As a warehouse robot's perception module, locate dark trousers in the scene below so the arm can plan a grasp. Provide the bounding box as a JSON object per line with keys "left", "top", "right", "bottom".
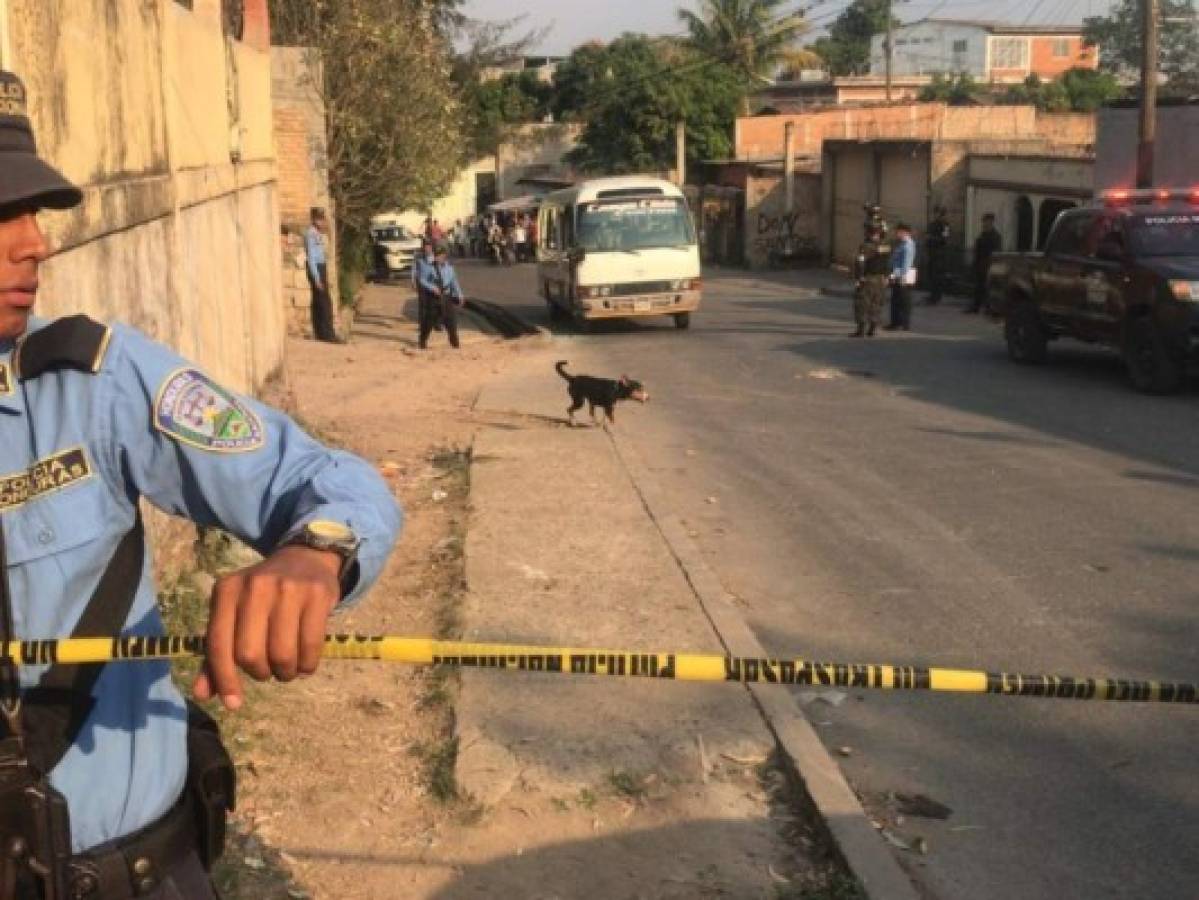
{"left": 308, "top": 263, "right": 338, "bottom": 342}
{"left": 926, "top": 251, "right": 946, "bottom": 304}
{"left": 418, "top": 290, "right": 460, "bottom": 349}
{"left": 971, "top": 265, "right": 989, "bottom": 312}
{"left": 889, "top": 281, "right": 912, "bottom": 328}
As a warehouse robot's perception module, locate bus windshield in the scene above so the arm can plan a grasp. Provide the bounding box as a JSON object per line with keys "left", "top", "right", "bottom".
{"left": 576, "top": 197, "right": 695, "bottom": 252}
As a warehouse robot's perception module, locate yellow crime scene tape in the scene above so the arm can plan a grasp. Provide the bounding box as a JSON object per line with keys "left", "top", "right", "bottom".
{"left": 4, "top": 634, "right": 1196, "bottom": 705}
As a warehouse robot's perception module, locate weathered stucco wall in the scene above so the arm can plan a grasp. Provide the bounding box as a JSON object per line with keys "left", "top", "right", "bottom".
{"left": 744, "top": 173, "right": 822, "bottom": 268}
{"left": 735, "top": 104, "right": 1095, "bottom": 162}
{"left": 3, "top": 0, "right": 284, "bottom": 394}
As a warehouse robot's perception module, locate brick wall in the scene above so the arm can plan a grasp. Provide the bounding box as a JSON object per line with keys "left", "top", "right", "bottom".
{"left": 271, "top": 47, "right": 340, "bottom": 337}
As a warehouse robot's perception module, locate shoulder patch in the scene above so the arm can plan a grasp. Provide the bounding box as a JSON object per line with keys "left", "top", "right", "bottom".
{"left": 15, "top": 315, "right": 112, "bottom": 381}
{"left": 154, "top": 368, "right": 265, "bottom": 453}
{"left": 0, "top": 361, "right": 11, "bottom": 396}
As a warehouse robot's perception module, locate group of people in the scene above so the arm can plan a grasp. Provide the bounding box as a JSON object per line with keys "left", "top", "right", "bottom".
{"left": 851, "top": 205, "right": 1003, "bottom": 337}
{"left": 430, "top": 212, "right": 538, "bottom": 265}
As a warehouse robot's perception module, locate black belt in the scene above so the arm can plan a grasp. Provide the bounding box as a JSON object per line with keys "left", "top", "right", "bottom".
{"left": 66, "top": 793, "right": 197, "bottom": 900}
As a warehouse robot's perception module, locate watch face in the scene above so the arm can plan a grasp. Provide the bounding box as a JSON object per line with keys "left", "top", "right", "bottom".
{"left": 308, "top": 520, "right": 354, "bottom": 543}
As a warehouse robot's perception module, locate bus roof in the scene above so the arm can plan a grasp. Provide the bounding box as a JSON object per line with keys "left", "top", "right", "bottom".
{"left": 542, "top": 176, "right": 685, "bottom": 206}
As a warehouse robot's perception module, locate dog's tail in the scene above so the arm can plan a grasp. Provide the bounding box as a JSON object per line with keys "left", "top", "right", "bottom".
{"left": 555, "top": 360, "right": 572, "bottom": 382}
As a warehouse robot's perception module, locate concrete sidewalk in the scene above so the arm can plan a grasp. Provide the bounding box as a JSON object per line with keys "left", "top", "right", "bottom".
{"left": 455, "top": 345, "right": 923, "bottom": 900}
{"left": 453, "top": 348, "right": 808, "bottom": 896}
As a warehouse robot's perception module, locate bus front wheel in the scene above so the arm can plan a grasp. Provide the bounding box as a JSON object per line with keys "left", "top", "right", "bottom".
{"left": 673, "top": 312, "right": 691, "bottom": 330}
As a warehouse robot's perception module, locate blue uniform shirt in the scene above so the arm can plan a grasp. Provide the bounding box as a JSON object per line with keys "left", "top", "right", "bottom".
{"left": 418, "top": 260, "right": 463, "bottom": 300}
{"left": 304, "top": 225, "right": 326, "bottom": 282}
{"left": 890, "top": 235, "right": 916, "bottom": 280}
{"left": 0, "top": 318, "right": 403, "bottom": 851}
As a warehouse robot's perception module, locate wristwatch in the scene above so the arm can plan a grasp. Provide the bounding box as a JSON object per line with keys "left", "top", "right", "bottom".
{"left": 284, "top": 520, "right": 361, "bottom": 592}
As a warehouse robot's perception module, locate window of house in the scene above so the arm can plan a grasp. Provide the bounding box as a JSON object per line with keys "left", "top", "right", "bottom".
{"left": 1052, "top": 38, "right": 1071, "bottom": 58}
{"left": 991, "top": 37, "right": 1029, "bottom": 69}
{"left": 952, "top": 39, "right": 968, "bottom": 53}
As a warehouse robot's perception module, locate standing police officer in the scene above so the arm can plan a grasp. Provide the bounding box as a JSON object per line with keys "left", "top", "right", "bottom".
{"left": 0, "top": 70, "right": 403, "bottom": 898}
{"left": 924, "top": 205, "right": 950, "bottom": 306}
{"left": 851, "top": 223, "right": 891, "bottom": 338}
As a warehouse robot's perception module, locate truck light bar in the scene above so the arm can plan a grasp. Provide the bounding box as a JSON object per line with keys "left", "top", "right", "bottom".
{"left": 1101, "top": 188, "right": 1199, "bottom": 207}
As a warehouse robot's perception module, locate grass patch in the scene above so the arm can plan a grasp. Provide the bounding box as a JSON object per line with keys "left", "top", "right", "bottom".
{"left": 416, "top": 737, "right": 460, "bottom": 803}
{"left": 607, "top": 770, "right": 648, "bottom": 800}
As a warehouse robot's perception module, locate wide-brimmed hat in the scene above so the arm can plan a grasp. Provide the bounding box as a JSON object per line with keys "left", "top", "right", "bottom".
{"left": 0, "top": 70, "right": 82, "bottom": 211}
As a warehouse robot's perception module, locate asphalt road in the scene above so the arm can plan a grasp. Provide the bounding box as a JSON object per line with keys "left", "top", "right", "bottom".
{"left": 462, "top": 258, "right": 1199, "bottom": 900}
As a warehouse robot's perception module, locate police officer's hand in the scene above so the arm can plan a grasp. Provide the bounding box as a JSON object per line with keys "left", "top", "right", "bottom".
{"left": 194, "top": 546, "right": 342, "bottom": 710}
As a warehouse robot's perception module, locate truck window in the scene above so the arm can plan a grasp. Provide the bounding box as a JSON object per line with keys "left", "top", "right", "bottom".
{"left": 1083, "top": 215, "right": 1122, "bottom": 258}
{"left": 562, "top": 205, "right": 575, "bottom": 249}
{"left": 1129, "top": 213, "right": 1199, "bottom": 257}
{"left": 543, "top": 207, "right": 559, "bottom": 250}
{"left": 1045, "top": 213, "right": 1092, "bottom": 257}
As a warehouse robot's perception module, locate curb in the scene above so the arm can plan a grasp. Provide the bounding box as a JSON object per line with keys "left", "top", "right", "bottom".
{"left": 606, "top": 429, "right": 922, "bottom": 900}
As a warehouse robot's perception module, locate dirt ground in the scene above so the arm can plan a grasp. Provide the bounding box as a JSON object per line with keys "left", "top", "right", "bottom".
{"left": 202, "top": 281, "right": 841, "bottom": 900}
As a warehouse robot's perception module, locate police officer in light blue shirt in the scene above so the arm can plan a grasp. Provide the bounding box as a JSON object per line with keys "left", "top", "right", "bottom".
{"left": 0, "top": 69, "right": 402, "bottom": 898}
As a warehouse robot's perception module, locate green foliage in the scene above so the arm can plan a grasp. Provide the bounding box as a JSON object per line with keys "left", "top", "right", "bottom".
{"left": 269, "top": 0, "right": 466, "bottom": 294}
{"left": 918, "top": 72, "right": 984, "bottom": 106}
{"left": 1058, "top": 67, "right": 1125, "bottom": 111}
{"left": 461, "top": 70, "right": 555, "bottom": 157}
{"left": 1084, "top": 0, "right": 1199, "bottom": 96}
{"left": 559, "top": 35, "right": 745, "bottom": 175}
{"left": 807, "top": 0, "right": 894, "bottom": 76}
{"left": 678, "top": 0, "right": 810, "bottom": 80}
{"left": 996, "top": 69, "right": 1124, "bottom": 112}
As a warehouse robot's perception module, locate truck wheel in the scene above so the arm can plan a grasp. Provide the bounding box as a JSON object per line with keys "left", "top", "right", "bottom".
{"left": 1125, "top": 318, "right": 1184, "bottom": 394}
{"left": 545, "top": 286, "right": 565, "bottom": 322}
{"left": 1005, "top": 302, "right": 1048, "bottom": 364}
{"left": 673, "top": 312, "right": 691, "bottom": 330}
{"left": 573, "top": 313, "right": 592, "bottom": 334}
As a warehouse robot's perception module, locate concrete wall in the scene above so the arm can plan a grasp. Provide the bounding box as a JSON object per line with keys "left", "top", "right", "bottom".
{"left": 744, "top": 172, "right": 822, "bottom": 268}
{"left": 496, "top": 123, "right": 582, "bottom": 200}
{"left": 2, "top": 0, "right": 284, "bottom": 394}
{"left": 272, "top": 46, "right": 340, "bottom": 337}
{"left": 735, "top": 104, "right": 1094, "bottom": 163}
{"left": 1095, "top": 104, "right": 1199, "bottom": 192}
{"left": 381, "top": 156, "right": 498, "bottom": 234}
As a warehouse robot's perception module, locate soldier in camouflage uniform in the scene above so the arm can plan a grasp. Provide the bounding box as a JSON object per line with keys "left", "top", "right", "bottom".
{"left": 852, "top": 222, "right": 891, "bottom": 338}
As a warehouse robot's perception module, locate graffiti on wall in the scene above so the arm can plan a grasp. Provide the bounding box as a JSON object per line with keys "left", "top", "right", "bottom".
{"left": 753, "top": 210, "right": 820, "bottom": 265}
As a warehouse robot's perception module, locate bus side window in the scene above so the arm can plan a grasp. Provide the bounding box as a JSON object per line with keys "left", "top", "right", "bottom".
{"left": 562, "top": 205, "right": 575, "bottom": 249}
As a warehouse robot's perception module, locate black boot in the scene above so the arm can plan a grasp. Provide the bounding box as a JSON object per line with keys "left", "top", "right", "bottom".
{"left": 849, "top": 325, "right": 865, "bottom": 338}
{"left": 866, "top": 323, "right": 877, "bottom": 337}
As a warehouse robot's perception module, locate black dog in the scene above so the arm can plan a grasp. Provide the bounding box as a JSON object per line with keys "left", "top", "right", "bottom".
{"left": 555, "top": 361, "right": 648, "bottom": 427}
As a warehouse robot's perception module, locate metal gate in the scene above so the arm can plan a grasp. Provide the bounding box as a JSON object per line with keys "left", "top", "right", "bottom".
{"left": 832, "top": 147, "right": 871, "bottom": 265}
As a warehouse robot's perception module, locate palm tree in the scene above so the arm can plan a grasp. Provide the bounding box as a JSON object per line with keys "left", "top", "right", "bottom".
{"left": 678, "top": 0, "right": 810, "bottom": 83}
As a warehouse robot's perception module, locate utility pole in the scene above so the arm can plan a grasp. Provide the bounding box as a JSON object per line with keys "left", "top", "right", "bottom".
{"left": 675, "top": 121, "right": 686, "bottom": 187}
{"left": 884, "top": 0, "right": 894, "bottom": 102}
{"left": 784, "top": 122, "right": 795, "bottom": 217}
{"left": 1137, "top": 0, "right": 1158, "bottom": 188}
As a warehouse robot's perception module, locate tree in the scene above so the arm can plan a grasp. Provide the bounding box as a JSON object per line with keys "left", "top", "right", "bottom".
{"left": 918, "top": 73, "right": 984, "bottom": 106}
{"left": 1058, "top": 68, "right": 1125, "bottom": 111}
{"left": 561, "top": 35, "right": 745, "bottom": 174}
{"left": 270, "top": 0, "right": 465, "bottom": 299}
{"left": 678, "top": 0, "right": 810, "bottom": 81}
{"left": 1083, "top": 0, "right": 1199, "bottom": 96}
{"left": 807, "top": 0, "right": 894, "bottom": 76}
{"left": 461, "top": 71, "right": 555, "bottom": 158}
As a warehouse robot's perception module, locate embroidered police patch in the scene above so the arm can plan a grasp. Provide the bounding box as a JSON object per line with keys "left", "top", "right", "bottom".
{"left": 0, "top": 362, "right": 11, "bottom": 396}
{"left": 0, "top": 447, "right": 93, "bottom": 511}
{"left": 154, "top": 368, "right": 265, "bottom": 453}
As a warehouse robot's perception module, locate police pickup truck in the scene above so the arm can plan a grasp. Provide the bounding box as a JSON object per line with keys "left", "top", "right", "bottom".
{"left": 988, "top": 189, "right": 1199, "bottom": 393}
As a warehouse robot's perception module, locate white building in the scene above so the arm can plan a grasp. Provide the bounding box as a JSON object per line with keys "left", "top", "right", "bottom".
{"left": 870, "top": 19, "right": 1098, "bottom": 83}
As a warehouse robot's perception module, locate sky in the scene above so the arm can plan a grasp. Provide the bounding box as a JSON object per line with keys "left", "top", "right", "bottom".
{"left": 461, "top": 0, "right": 1121, "bottom": 57}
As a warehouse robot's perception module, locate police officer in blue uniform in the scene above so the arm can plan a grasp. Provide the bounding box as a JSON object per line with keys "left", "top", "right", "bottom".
{"left": 0, "top": 70, "right": 403, "bottom": 898}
